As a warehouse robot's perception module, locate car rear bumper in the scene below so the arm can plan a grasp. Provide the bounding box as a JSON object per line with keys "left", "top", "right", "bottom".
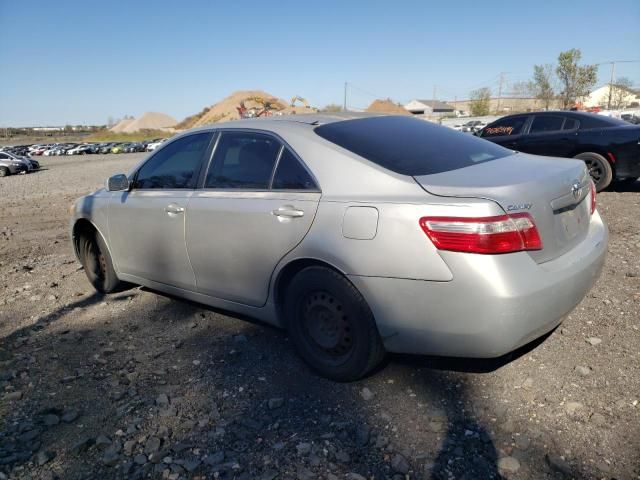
{"left": 349, "top": 211, "right": 608, "bottom": 358}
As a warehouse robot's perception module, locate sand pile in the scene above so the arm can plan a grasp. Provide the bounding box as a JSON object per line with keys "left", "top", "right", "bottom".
{"left": 109, "top": 117, "right": 135, "bottom": 133}
{"left": 177, "top": 90, "right": 315, "bottom": 130}
{"left": 366, "top": 99, "right": 411, "bottom": 115}
{"left": 120, "top": 112, "right": 177, "bottom": 133}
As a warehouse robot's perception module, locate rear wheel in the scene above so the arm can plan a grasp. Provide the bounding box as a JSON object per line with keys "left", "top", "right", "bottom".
{"left": 284, "top": 266, "right": 385, "bottom": 381}
{"left": 0, "top": 167, "right": 9, "bottom": 177}
{"left": 78, "top": 230, "right": 121, "bottom": 293}
{"left": 574, "top": 152, "right": 613, "bottom": 192}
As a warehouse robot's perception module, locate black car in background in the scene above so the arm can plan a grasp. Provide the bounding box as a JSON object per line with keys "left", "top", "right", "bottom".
{"left": 479, "top": 111, "right": 640, "bottom": 190}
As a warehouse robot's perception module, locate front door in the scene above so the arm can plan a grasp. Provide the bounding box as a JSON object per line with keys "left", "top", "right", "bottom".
{"left": 479, "top": 115, "right": 530, "bottom": 150}
{"left": 186, "top": 131, "right": 321, "bottom": 306}
{"left": 108, "top": 132, "right": 213, "bottom": 290}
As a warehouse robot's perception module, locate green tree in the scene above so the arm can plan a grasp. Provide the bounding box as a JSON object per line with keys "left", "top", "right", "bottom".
{"left": 469, "top": 87, "right": 491, "bottom": 116}
{"left": 610, "top": 76, "right": 634, "bottom": 109}
{"left": 556, "top": 49, "right": 597, "bottom": 108}
{"left": 511, "top": 81, "right": 533, "bottom": 98}
{"left": 531, "top": 64, "right": 556, "bottom": 109}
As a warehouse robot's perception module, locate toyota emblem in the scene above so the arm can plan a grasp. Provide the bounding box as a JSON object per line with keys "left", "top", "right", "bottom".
{"left": 571, "top": 181, "right": 581, "bottom": 200}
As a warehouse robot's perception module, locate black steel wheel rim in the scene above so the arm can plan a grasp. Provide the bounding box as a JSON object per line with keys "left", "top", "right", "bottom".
{"left": 300, "top": 291, "right": 353, "bottom": 360}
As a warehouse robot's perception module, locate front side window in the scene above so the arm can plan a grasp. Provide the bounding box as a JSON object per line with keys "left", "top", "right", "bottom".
{"left": 205, "top": 132, "right": 281, "bottom": 189}
{"left": 481, "top": 116, "right": 528, "bottom": 137}
{"left": 134, "top": 133, "right": 212, "bottom": 189}
{"left": 529, "top": 115, "right": 565, "bottom": 134}
{"left": 272, "top": 148, "right": 317, "bottom": 190}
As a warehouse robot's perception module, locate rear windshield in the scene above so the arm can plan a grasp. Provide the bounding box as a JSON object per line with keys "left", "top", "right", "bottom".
{"left": 576, "top": 113, "right": 628, "bottom": 129}
{"left": 315, "top": 116, "right": 512, "bottom": 176}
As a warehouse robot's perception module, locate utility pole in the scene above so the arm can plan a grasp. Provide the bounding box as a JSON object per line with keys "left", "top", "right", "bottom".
{"left": 433, "top": 85, "right": 437, "bottom": 100}
{"left": 607, "top": 62, "right": 616, "bottom": 110}
{"left": 496, "top": 72, "right": 505, "bottom": 114}
{"left": 593, "top": 60, "right": 639, "bottom": 110}
{"left": 343, "top": 82, "right": 348, "bottom": 112}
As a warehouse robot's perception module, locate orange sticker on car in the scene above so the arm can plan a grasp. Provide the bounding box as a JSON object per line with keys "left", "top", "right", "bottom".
{"left": 485, "top": 126, "right": 514, "bottom": 136}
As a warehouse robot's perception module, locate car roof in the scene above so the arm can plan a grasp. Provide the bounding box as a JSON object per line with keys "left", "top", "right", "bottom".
{"left": 183, "top": 112, "right": 385, "bottom": 135}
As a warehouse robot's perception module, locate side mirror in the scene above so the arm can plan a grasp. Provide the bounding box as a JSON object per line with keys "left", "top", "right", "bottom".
{"left": 107, "top": 174, "right": 130, "bottom": 192}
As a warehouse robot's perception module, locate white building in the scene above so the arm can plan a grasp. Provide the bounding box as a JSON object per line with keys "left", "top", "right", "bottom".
{"left": 582, "top": 85, "right": 640, "bottom": 109}
{"left": 404, "top": 99, "right": 455, "bottom": 117}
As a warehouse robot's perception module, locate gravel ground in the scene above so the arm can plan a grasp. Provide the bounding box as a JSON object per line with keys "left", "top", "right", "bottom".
{"left": 1, "top": 154, "right": 639, "bottom": 480}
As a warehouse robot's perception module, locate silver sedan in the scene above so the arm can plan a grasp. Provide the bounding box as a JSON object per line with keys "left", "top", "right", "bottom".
{"left": 70, "top": 114, "right": 608, "bottom": 381}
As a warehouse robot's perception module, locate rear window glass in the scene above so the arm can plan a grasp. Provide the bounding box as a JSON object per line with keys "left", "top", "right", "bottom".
{"left": 314, "top": 116, "right": 512, "bottom": 176}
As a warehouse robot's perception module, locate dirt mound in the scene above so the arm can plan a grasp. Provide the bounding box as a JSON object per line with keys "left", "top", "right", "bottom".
{"left": 178, "top": 90, "right": 315, "bottom": 129}
{"left": 109, "top": 117, "right": 135, "bottom": 133}
{"left": 366, "top": 99, "right": 411, "bottom": 115}
{"left": 122, "top": 112, "right": 177, "bottom": 132}
{"left": 110, "top": 112, "right": 177, "bottom": 133}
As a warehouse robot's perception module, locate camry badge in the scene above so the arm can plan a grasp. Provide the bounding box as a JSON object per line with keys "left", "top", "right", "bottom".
{"left": 506, "top": 203, "right": 532, "bottom": 211}
{"left": 571, "top": 181, "right": 581, "bottom": 200}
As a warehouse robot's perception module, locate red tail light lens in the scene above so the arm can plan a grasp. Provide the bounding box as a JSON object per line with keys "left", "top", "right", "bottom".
{"left": 590, "top": 180, "right": 596, "bottom": 215}
{"left": 419, "top": 213, "right": 543, "bottom": 254}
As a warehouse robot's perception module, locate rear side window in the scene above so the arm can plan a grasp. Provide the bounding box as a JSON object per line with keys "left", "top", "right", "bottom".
{"left": 272, "top": 148, "right": 317, "bottom": 190}
{"left": 315, "top": 116, "right": 511, "bottom": 176}
{"left": 563, "top": 118, "right": 579, "bottom": 130}
{"left": 134, "top": 133, "right": 212, "bottom": 189}
{"left": 205, "top": 132, "right": 281, "bottom": 189}
{"left": 481, "top": 116, "right": 528, "bottom": 137}
{"left": 529, "top": 115, "right": 565, "bottom": 133}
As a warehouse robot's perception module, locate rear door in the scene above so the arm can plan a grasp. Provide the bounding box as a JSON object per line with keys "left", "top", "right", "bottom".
{"left": 186, "top": 130, "right": 321, "bottom": 306}
{"left": 479, "top": 115, "right": 530, "bottom": 150}
{"left": 517, "top": 114, "right": 578, "bottom": 157}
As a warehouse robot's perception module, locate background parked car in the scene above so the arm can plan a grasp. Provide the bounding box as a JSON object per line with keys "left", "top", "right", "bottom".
{"left": 478, "top": 111, "right": 640, "bottom": 191}
{"left": 621, "top": 113, "right": 640, "bottom": 125}
{"left": 461, "top": 120, "right": 486, "bottom": 133}
{"left": 67, "top": 144, "right": 91, "bottom": 155}
{"left": 110, "top": 143, "right": 128, "bottom": 154}
{"left": 146, "top": 138, "right": 167, "bottom": 151}
{"left": 99, "top": 143, "right": 116, "bottom": 154}
{"left": 0, "top": 152, "right": 31, "bottom": 176}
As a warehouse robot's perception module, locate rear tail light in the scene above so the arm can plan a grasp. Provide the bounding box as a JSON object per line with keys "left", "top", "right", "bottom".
{"left": 589, "top": 180, "right": 596, "bottom": 215}
{"left": 419, "top": 213, "right": 543, "bottom": 254}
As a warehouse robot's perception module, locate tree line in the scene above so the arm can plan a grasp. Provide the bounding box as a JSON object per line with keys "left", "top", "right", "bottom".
{"left": 470, "top": 49, "right": 634, "bottom": 116}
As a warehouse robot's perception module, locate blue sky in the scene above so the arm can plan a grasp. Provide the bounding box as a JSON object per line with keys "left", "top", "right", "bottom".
{"left": 1, "top": 0, "right": 639, "bottom": 126}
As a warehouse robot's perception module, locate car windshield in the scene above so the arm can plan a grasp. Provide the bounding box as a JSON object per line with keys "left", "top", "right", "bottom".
{"left": 315, "top": 116, "right": 512, "bottom": 176}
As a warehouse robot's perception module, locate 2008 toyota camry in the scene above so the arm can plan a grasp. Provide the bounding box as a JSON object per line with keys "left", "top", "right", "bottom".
{"left": 70, "top": 114, "right": 608, "bottom": 381}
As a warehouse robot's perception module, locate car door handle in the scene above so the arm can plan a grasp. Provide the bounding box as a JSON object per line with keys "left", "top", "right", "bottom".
{"left": 272, "top": 206, "right": 304, "bottom": 218}
{"left": 165, "top": 203, "right": 185, "bottom": 215}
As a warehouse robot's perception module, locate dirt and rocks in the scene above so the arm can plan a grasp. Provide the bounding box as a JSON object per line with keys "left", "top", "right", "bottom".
{"left": 0, "top": 154, "right": 639, "bottom": 480}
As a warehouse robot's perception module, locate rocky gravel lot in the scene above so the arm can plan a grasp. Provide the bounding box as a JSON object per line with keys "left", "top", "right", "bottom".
{"left": 0, "top": 154, "right": 639, "bottom": 480}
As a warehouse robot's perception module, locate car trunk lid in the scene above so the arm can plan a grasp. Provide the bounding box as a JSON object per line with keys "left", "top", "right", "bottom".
{"left": 414, "top": 153, "right": 592, "bottom": 263}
